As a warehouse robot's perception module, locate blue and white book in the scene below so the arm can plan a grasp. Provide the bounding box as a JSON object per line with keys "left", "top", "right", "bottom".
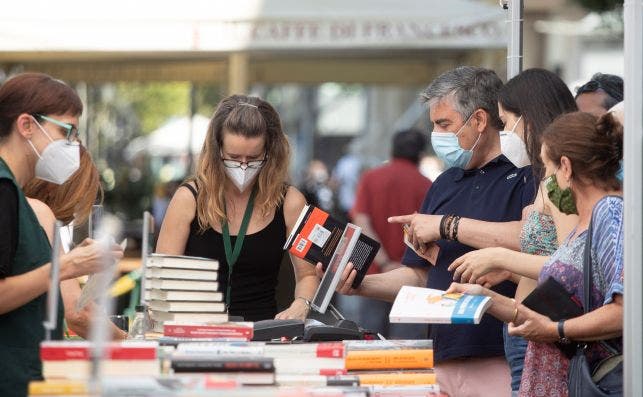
{"left": 389, "top": 285, "right": 492, "bottom": 324}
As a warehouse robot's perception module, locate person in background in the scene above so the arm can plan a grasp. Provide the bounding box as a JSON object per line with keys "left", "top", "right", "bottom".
{"left": 575, "top": 73, "right": 623, "bottom": 117}
{"left": 157, "top": 94, "right": 319, "bottom": 321}
{"left": 299, "top": 159, "right": 334, "bottom": 212}
{"left": 331, "top": 139, "right": 362, "bottom": 222}
{"left": 24, "top": 146, "right": 127, "bottom": 340}
{"left": 338, "top": 128, "right": 431, "bottom": 338}
{"left": 0, "top": 72, "right": 123, "bottom": 396}
{"left": 447, "top": 111, "right": 623, "bottom": 397}
{"left": 328, "top": 67, "right": 535, "bottom": 396}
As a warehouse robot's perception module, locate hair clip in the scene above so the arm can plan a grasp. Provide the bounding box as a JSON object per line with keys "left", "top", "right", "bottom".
{"left": 238, "top": 102, "right": 258, "bottom": 109}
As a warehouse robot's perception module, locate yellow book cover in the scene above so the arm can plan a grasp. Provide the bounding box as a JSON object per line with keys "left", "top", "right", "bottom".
{"left": 28, "top": 380, "right": 88, "bottom": 395}
{"left": 345, "top": 349, "right": 433, "bottom": 370}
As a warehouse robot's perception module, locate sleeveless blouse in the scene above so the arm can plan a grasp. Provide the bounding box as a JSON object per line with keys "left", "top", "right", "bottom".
{"left": 518, "top": 210, "right": 566, "bottom": 397}
{"left": 182, "top": 184, "right": 287, "bottom": 321}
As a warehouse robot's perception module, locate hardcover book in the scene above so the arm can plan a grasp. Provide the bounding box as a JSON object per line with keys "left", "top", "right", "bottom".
{"left": 148, "top": 300, "right": 225, "bottom": 313}
{"left": 521, "top": 276, "right": 583, "bottom": 321}
{"left": 146, "top": 267, "right": 218, "bottom": 281}
{"left": 163, "top": 322, "right": 253, "bottom": 339}
{"left": 284, "top": 204, "right": 380, "bottom": 288}
{"left": 389, "top": 285, "right": 491, "bottom": 324}
{"left": 147, "top": 278, "right": 219, "bottom": 291}
{"left": 146, "top": 289, "right": 223, "bottom": 302}
{"left": 147, "top": 253, "right": 219, "bottom": 271}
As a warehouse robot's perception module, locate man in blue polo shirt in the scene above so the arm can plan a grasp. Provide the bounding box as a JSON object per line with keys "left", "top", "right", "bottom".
{"left": 330, "top": 66, "right": 535, "bottom": 396}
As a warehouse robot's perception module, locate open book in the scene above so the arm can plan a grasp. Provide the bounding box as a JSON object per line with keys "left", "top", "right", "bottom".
{"left": 76, "top": 239, "right": 127, "bottom": 311}
{"left": 389, "top": 285, "right": 492, "bottom": 324}
{"left": 284, "top": 204, "right": 380, "bottom": 288}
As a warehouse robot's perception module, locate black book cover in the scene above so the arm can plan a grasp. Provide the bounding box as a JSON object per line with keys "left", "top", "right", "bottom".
{"left": 171, "top": 357, "right": 274, "bottom": 373}
{"left": 284, "top": 205, "right": 380, "bottom": 288}
{"left": 522, "top": 276, "right": 584, "bottom": 358}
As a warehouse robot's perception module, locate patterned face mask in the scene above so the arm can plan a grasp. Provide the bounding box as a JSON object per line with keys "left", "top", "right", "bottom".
{"left": 544, "top": 171, "right": 577, "bottom": 215}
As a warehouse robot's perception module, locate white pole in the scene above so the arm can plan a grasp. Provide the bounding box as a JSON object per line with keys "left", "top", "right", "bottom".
{"left": 623, "top": 1, "right": 643, "bottom": 396}
{"left": 505, "top": 0, "right": 523, "bottom": 80}
{"left": 43, "top": 221, "right": 62, "bottom": 341}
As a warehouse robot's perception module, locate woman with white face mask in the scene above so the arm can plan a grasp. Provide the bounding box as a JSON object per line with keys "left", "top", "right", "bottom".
{"left": 0, "top": 73, "right": 123, "bottom": 397}
{"left": 157, "top": 94, "right": 318, "bottom": 322}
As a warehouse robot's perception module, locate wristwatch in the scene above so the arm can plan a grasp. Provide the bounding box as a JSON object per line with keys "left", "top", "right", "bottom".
{"left": 558, "top": 320, "right": 571, "bottom": 344}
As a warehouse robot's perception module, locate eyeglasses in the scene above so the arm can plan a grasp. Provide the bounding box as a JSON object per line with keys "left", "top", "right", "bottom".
{"left": 221, "top": 157, "right": 267, "bottom": 169}
{"left": 576, "top": 80, "right": 602, "bottom": 96}
{"left": 35, "top": 114, "right": 80, "bottom": 143}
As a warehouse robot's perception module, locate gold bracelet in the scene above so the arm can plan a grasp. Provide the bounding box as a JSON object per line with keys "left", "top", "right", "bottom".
{"left": 296, "top": 296, "right": 311, "bottom": 309}
{"left": 511, "top": 307, "right": 518, "bottom": 324}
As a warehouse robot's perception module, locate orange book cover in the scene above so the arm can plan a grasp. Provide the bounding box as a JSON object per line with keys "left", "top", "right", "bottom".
{"left": 345, "top": 349, "right": 433, "bottom": 370}
{"left": 357, "top": 371, "right": 437, "bottom": 385}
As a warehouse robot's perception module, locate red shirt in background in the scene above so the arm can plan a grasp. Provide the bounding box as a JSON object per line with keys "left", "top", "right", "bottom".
{"left": 350, "top": 158, "right": 432, "bottom": 274}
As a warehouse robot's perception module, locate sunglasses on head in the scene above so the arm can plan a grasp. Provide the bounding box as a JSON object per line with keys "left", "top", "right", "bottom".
{"left": 576, "top": 80, "right": 602, "bottom": 96}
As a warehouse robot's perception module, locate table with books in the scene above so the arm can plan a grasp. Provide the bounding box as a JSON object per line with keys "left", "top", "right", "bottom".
{"left": 30, "top": 248, "right": 450, "bottom": 396}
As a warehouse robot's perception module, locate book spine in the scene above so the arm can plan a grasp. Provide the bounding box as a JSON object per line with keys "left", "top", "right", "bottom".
{"left": 345, "top": 349, "right": 434, "bottom": 370}
{"left": 41, "top": 347, "right": 157, "bottom": 360}
{"left": 356, "top": 372, "right": 437, "bottom": 385}
{"left": 164, "top": 324, "right": 253, "bottom": 339}
{"left": 28, "top": 381, "right": 88, "bottom": 395}
{"left": 171, "top": 359, "right": 274, "bottom": 373}
{"left": 175, "top": 345, "right": 264, "bottom": 356}
{"left": 316, "top": 342, "right": 345, "bottom": 358}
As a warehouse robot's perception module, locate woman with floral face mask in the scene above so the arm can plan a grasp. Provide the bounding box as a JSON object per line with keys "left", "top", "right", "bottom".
{"left": 0, "top": 73, "right": 123, "bottom": 397}
{"left": 157, "top": 94, "right": 318, "bottom": 322}
{"left": 447, "top": 111, "right": 623, "bottom": 396}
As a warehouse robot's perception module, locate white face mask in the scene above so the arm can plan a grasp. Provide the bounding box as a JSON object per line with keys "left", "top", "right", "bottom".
{"left": 27, "top": 119, "right": 80, "bottom": 185}
{"left": 225, "top": 165, "right": 262, "bottom": 192}
{"left": 499, "top": 115, "right": 530, "bottom": 168}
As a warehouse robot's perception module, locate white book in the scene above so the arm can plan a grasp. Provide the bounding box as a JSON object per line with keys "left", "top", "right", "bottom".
{"left": 147, "top": 253, "right": 219, "bottom": 271}
{"left": 146, "top": 267, "right": 218, "bottom": 281}
{"left": 148, "top": 300, "right": 225, "bottom": 313}
{"left": 150, "top": 311, "right": 229, "bottom": 324}
{"left": 146, "top": 289, "right": 223, "bottom": 302}
{"left": 147, "top": 278, "right": 218, "bottom": 291}
{"left": 389, "top": 285, "right": 492, "bottom": 324}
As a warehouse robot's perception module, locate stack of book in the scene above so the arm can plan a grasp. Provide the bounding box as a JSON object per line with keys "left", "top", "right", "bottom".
{"left": 344, "top": 339, "right": 436, "bottom": 386}
{"left": 174, "top": 341, "right": 346, "bottom": 377}
{"left": 144, "top": 254, "right": 227, "bottom": 325}
{"left": 40, "top": 340, "right": 160, "bottom": 380}
{"left": 168, "top": 339, "right": 436, "bottom": 387}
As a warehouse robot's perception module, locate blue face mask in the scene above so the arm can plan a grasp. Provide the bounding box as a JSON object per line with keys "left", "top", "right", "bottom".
{"left": 431, "top": 113, "right": 481, "bottom": 169}
{"left": 616, "top": 159, "right": 623, "bottom": 182}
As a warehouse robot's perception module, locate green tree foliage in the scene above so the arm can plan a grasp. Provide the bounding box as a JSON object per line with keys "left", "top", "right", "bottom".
{"left": 116, "top": 82, "right": 190, "bottom": 134}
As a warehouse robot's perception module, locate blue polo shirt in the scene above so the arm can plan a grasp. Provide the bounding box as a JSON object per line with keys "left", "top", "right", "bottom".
{"left": 402, "top": 155, "right": 535, "bottom": 363}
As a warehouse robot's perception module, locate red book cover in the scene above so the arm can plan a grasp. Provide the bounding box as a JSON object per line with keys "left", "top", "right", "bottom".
{"left": 164, "top": 323, "right": 253, "bottom": 340}
{"left": 315, "top": 342, "right": 345, "bottom": 358}
{"left": 319, "top": 368, "right": 348, "bottom": 376}
{"left": 40, "top": 342, "right": 157, "bottom": 361}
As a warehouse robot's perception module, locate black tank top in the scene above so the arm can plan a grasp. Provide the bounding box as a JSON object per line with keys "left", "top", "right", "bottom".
{"left": 181, "top": 184, "right": 287, "bottom": 321}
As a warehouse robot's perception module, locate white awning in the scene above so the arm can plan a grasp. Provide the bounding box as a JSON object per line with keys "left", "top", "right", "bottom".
{"left": 0, "top": 0, "right": 505, "bottom": 53}
{"left": 125, "top": 114, "right": 210, "bottom": 159}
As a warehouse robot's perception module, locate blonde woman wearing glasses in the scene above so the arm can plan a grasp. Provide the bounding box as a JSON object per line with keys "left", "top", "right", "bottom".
{"left": 157, "top": 94, "right": 318, "bottom": 322}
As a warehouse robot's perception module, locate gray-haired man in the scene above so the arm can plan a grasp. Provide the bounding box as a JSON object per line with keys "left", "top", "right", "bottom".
{"left": 330, "top": 66, "right": 535, "bottom": 396}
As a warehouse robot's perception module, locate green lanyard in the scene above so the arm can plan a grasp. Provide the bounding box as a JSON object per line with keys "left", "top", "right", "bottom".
{"left": 222, "top": 186, "right": 257, "bottom": 307}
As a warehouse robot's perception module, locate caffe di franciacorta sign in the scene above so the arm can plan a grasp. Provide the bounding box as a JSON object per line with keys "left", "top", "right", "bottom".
{"left": 193, "top": 18, "right": 506, "bottom": 50}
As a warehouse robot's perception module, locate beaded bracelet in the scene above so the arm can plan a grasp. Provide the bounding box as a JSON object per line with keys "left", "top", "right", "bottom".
{"left": 451, "top": 215, "right": 461, "bottom": 242}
